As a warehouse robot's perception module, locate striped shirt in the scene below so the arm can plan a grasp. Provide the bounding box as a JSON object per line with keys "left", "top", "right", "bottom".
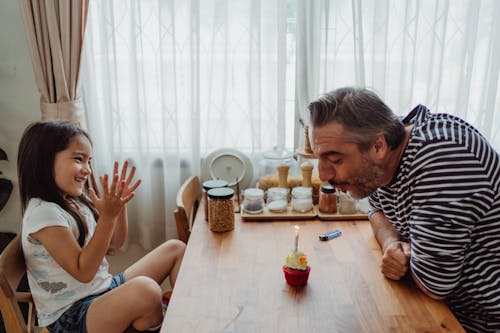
{"left": 369, "top": 105, "right": 500, "bottom": 333}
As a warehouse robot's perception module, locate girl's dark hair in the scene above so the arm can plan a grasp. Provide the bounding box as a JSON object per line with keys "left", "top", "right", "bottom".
{"left": 17, "top": 121, "right": 99, "bottom": 246}
{"left": 308, "top": 87, "right": 406, "bottom": 152}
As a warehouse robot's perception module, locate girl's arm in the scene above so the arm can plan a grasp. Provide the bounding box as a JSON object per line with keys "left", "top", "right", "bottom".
{"left": 109, "top": 161, "right": 141, "bottom": 249}
{"left": 32, "top": 173, "right": 134, "bottom": 283}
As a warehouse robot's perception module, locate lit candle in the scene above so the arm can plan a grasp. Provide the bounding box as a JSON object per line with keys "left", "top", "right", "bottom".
{"left": 294, "top": 225, "right": 299, "bottom": 252}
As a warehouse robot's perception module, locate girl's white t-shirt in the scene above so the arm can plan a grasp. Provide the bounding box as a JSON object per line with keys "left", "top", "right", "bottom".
{"left": 21, "top": 198, "right": 113, "bottom": 327}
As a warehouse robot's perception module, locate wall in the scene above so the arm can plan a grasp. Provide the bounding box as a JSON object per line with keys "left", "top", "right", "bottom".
{"left": 0, "top": 1, "right": 40, "bottom": 232}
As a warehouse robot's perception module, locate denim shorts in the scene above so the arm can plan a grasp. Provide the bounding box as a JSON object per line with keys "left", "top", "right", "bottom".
{"left": 47, "top": 273, "right": 125, "bottom": 333}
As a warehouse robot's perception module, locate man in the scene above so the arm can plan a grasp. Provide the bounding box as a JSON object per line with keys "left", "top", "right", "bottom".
{"left": 308, "top": 87, "right": 500, "bottom": 333}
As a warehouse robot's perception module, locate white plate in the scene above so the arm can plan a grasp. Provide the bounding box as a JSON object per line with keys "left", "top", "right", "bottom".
{"left": 201, "top": 148, "right": 253, "bottom": 188}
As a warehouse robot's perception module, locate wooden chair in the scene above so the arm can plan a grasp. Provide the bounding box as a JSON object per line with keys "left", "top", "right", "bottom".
{"left": 173, "top": 176, "right": 202, "bottom": 243}
{"left": 0, "top": 235, "right": 48, "bottom": 333}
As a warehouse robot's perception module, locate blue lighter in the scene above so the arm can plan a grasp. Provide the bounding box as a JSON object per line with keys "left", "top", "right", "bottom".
{"left": 319, "top": 230, "right": 342, "bottom": 241}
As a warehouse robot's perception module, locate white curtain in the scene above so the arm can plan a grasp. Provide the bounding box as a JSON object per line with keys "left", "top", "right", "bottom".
{"left": 82, "top": 0, "right": 291, "bottom": 249}
{"left": 298, "top": 0, "right": 500, "bottom": 149}
{"left": 82, "top": 0, "right": 500, "bottom": 249}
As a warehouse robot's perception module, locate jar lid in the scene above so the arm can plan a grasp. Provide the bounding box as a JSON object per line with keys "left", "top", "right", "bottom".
{"left": 202, "top": 179, "right": 229, "bottom": 191}
{"left": 267, "top": 187, "right": 289, "bottom": 196}
{"left": 262, "top": 146, "right": 294, "bottom": 160}
{"left": 292, "top": 186, "right": 312, "bottom": 197}
{"left": 320, "top": 184, "right": 336, "bottom": 194}
{"left": 244, "top": 188, "right": 264, "bottom": 200}
{"left": 207, "top": 187, "right": 234, "bottom": 199}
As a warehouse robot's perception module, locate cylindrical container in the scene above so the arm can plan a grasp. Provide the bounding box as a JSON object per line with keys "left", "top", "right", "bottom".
{"left": 207, "top": 187, "right": 235, "bottom": 232}
{"left": 318, "top": 184, "right": 337, "bottom": 213}
{"left": 300, "top": 161, "right": 314, "bottom": 188}
{"left": 276, "top": 163, "right": 290, "bottom": 188}
{"left": 202, "top": 179, "right": 229, "bottom": 221}
{"left": 291, "top": 186, "right": 313, "bottom": 212}
{"left": 266, "top": 187, "right": 288, "bottom": 212}
{"left": 242, "top": 188, "right": 265, "bottom": 214}
{"left": 338, "top": 191, "right": 357, "bottom": 214}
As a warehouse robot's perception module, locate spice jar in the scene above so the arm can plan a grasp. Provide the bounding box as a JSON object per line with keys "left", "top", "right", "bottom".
{"left": 202, "top": 179, "right": 229, "bottom": 221}
{"left": 242, "top": 188, "right": 265, "bottom": 214}
{"left": 318, "top": 184, "right": 337, "bottom": 213}
{"left": 207, "top": 187, "right": 235, "bottom": 232}
{"left": 338, "top": 191, "right": 357, "bottom": 214}
{"left": 266, "top": 187, "right": 288, "bottom": 212}
{"left": 291, "top": 186, "right": 313, "bottom": 212}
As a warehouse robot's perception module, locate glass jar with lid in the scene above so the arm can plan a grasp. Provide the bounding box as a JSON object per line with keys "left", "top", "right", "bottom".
{"left": 202, "top": 179, "right": 229, "bottom": 221}
{"left": 318, "top": 184, "right": 337, "bottom": 213}
{"left": 291, "top": 186, "right": 313, "bottom": 212}
{"left": 266, "top": 187, "right": 289, "bottom": 212}
{"left": 258, "top": 147, "right": 298, "bottom": 191}
{"left": 207, "top": 187, "right": 235, "bottom": 232}
{"left": 338, "top": 191, "right": 357, "bottom": 214}
{"left": 242, "top": 188, "right": 265, "bottom": 214}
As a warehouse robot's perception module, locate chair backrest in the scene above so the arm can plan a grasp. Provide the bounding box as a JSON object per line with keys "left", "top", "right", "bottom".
{"left": 0, "top": 234, "right": 42, "bottom": 333}
{"left": 174, "top": 176, "right": 202, "bottom": 243}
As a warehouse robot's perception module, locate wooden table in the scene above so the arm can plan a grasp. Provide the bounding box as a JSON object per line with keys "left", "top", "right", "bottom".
{"left": 161, "top": 209, "right": 464, "bottom": 333}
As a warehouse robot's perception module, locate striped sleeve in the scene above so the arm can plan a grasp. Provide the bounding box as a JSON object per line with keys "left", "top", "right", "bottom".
{"left": 368, "top": 191, "right": 382, "bottom": 219}
{"left": 408, "top": 139, "right": 495, "bottom": 297}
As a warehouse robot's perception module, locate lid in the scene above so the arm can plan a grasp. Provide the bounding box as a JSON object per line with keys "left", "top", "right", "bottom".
{"left": 202, "top": 179, "right": 229, "bottom": 191}
{"left": 320, "top": 184, "right": 336, "bottom": 194}
{"left": 207, "top": 187, "right": 235, "bottom": 199}
{"left": 291, "top": 186, "right": 312, "bottom": 197}
{"left": 243, "top": 188, "right": 264, "bottom": 200}
{"left": 267, "top": 187, "right": 289, "bottom": 196}
{"left": 262, "top": 146, "right": 294, "bottom": 160}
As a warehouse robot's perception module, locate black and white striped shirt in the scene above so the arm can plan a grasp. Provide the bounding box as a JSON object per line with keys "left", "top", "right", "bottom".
{"left": 369, "top": 105, "right": 500, "bottom": 333}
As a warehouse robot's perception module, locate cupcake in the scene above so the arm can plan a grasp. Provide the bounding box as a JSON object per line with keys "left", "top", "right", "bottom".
{"left": 282, "top": 251, "right": 310, "bottom": 286}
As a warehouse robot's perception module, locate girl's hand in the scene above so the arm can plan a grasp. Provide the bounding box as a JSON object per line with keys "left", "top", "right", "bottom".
{"left": 114, "top": 160, "right": 141, "bottom": 197}
{"left": 89, "top": 172, "right": 135, "bottom": 221}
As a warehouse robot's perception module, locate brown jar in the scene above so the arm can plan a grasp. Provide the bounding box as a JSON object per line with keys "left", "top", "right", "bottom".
{"left": 202, "top": 179, "right": 229, "bottom": 221}
{"left": 318, "top": 184, "right": 337, "bottom": 213}
{"left": 207, "top": 187, "right": 235, "bottom": 232}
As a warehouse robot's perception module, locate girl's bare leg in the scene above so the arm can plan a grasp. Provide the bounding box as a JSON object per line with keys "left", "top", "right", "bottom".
{"left": 125, "top": 239, "right": 186, "bottom": 287}
{"left": 86, "top": 276, "right": 163, "bottom": 332}
{"left": 86, "top": 239, "right": 185, "bottom": 332}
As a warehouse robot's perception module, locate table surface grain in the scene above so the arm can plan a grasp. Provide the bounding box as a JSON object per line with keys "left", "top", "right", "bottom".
{"left": 161, "top": 207, "right": 464, "bottom": 333}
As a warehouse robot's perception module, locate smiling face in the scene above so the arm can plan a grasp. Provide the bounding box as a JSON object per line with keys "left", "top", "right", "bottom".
{"left": 311, "top": 122, "right": 387, "bottom": 199}
{"left": 53, "top": 134, "right": 92, "bottom": 198}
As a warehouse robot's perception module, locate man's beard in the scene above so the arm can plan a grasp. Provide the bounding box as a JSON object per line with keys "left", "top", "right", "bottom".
{"left": 346, "top": 155, "right": 385, "bottom": 199}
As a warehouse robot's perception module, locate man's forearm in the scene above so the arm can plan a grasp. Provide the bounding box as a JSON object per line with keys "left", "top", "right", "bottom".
{"left": 369, "top": 211, "right": 401, "bottom": 252}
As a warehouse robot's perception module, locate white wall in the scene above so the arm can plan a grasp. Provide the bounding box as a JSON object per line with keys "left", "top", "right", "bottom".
{"left": 0, "top": 1, "right": 40, "bottom": 233}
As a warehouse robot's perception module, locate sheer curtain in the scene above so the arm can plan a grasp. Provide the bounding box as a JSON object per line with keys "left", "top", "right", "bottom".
{"left": 298, "top": 0, "right": 500, "bottom": 149}
{"left": 82, "top": 0, "right": 292, "bottom": 249}
{"left": 82, "top": 0, "right": 500, "bottom": 249}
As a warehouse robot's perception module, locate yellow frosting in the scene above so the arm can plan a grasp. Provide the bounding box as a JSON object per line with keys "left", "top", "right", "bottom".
{"left": 285, "top": 251, "right": 308, "bottom": 270}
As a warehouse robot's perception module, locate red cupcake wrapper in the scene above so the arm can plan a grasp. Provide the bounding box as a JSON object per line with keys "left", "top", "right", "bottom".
{"left": 282, "top": 265, "right": 311, "bottom": 286}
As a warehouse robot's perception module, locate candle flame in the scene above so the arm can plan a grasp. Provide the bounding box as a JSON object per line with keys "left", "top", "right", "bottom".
{"left": 294, "top": 225, "right": 300, "bottom": 231}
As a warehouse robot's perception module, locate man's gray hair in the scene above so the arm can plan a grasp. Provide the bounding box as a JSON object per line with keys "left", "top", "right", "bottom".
{"left": 308, "top": 87, "right": 405, "bottom": 151}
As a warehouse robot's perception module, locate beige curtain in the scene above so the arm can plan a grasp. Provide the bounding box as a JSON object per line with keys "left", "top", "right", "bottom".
{"left": 19, "top": 0, "right": 88, "bottom": 125}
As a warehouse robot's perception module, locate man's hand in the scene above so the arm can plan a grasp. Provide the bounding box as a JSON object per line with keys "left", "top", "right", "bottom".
{"left": 381, "top": 241, "right": 411, "bottom": 280}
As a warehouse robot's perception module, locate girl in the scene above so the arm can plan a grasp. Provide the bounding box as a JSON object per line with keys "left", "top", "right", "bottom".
{"left": 17, "top": 121, "right": 185, "bottom": 333}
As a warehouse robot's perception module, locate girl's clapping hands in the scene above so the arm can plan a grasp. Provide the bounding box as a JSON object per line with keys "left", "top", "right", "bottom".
{"left": 89, "top": 161, "right": 140, "bottom": 221}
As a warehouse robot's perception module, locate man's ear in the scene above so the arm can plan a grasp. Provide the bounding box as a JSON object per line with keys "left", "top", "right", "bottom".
{"left": 371, "top": 134, "right": 388, "bottom": 159}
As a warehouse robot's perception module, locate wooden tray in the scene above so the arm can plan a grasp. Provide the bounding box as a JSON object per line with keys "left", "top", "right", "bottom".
{"left": 240, "top": 204, "right": 317, "bottom": 221}
{"left": 317, "top": 210, "right": 368, "bottom": 221}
